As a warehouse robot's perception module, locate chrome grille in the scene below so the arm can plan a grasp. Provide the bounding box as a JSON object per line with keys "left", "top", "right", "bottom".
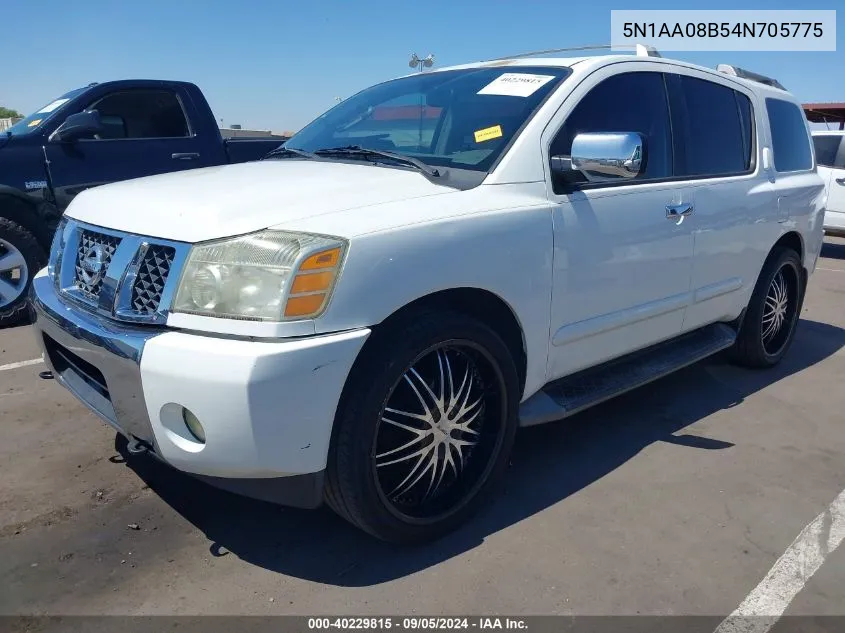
{"left": 55, "top": 220, "right": 189, "bottom": 325}
{"left": 130, "top": 245, "right": 176, "bottom": 314}
{"left": 74, "top": 230, "right": 121, "bottom": 299}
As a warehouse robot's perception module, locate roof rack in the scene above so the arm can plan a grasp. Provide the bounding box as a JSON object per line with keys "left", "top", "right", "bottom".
{"left": 485, "top": 43, "right": 662, "bottom": 62}
{"left": 716, "top": 64, "right": 785, "bottom": 91}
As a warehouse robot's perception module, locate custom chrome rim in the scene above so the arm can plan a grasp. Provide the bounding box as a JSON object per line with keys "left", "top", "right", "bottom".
{"left": 762, "top": 264, "right": 799, "bottom": 356}
{"left": 372, "top": 341, "right": 506, "bottom": 522}
{"left": 0, "top": 238, "right": 28, "bottom": 310}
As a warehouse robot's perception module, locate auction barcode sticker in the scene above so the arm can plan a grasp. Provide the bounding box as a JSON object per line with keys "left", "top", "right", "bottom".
{"left": 477, "top": 73, "right": 556, "bottom": 97}
{"left": 611, "top": 10, "right": 836, "bottom": 51}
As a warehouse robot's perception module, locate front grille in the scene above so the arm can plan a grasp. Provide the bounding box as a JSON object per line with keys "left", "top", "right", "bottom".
{"left": 56, "top": 220, "right": 188, "bottom": 324}
{"left": 74, "top": 230, "right": 121, "bottom": 299}
{"left": 131, "top": 245, "right": 176, "bottom": 314}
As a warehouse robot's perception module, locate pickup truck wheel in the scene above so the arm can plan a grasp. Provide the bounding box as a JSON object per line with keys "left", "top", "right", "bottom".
{"left": 732, "top": 247, "right": 804, "bottom": 368}
{"left": 0, "top": 219, "right": 45, "bottom": 327}
{"left": 325, "top": 311, "right": 519, "bottom": 543}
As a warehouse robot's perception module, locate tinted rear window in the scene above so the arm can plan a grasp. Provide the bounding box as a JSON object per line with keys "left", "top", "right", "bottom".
{"left": 812, "top": 135, "right": 845, "bottom": 168}
{"left": 766, "top": 98, "right": 813, "bottom": 172}
{"left": 673, "top": 75, "right": 751, "bottom": 177}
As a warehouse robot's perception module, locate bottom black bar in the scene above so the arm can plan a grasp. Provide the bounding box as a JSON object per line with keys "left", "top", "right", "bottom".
{"left": 2, "top": 616, "right": 844, "bottom": 633}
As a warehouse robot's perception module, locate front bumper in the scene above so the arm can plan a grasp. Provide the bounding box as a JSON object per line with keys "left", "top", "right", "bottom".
{"left": 30, "top": 270, "right": 370, "bottom": 508}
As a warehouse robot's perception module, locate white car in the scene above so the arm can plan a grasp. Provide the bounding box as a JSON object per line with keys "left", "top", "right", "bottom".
{"left": 31, "top": 48, "right": 825, "bottom": 543}
{"left": 812, "top": 130, "right": 845, "bottom": 237}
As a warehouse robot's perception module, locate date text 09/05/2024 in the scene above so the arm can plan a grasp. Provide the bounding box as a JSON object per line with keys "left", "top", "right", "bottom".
{"left": 622, "top": 21, "right": 824, "bottom": 38}
{"left": 307, "top": 617, "right": 528, "bottom": 630}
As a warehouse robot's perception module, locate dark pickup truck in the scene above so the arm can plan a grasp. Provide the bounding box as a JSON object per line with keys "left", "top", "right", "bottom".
{"left": 0, "top": 79, "right": 286, "bottom": 325}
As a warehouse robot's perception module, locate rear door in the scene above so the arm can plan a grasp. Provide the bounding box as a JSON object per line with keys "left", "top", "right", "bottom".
{"left": 667, "top": 71, "right": 768, "bottom": 332}
{"left": 812, "top": 133, "right": 845, "bottom": 233}
{"left": 46, "top": 87, "right": 215, "bottom": 210}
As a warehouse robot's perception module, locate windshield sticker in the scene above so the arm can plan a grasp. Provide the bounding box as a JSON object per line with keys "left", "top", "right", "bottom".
{"left": 474, "top": 125, "right": 503, "bottom": 143}
{"left": 27, "top": 119, "right": 42, "bottom": 128}
{"left": 477, "top": 73, "right": 555, "bottom": 97}
{"left": 25, "top": 180, "right": 48, "bottom": 190}
{"left": 36, "top": 98, "right": 70, "bottom": 114}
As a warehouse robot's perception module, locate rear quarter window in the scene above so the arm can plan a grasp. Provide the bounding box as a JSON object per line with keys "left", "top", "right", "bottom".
{"left": 766, "top": 98, "right": 813, "bottom": 172}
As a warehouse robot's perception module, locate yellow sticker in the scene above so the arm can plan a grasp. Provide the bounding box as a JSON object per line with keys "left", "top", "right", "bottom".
{"left": 28, "top": 119, "right": 42, "bottom": 127}
{"left": 474, "top": 125, "right": 503, "bottom": 143}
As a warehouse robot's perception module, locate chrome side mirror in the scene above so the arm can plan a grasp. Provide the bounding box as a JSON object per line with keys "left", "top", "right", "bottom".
{"left": 552, "top": 132, "right": 645, "bottom": 183}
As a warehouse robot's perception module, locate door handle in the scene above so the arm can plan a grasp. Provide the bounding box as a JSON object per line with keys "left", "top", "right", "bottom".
{"left": 835, "top": 177, "right": 845, "bottom": 185}
{"left": 172, "top": 152, "right": 200, "bottom": 160}
{"left": 666, "top": 202, "right": 694, "bottom": 219}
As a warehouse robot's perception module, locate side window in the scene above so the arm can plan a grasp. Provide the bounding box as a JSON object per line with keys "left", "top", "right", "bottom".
{"left": 766, "top": 98, "right": 813, "bottom": 172}
{"left": 672, "top": 75, "right": 751, "bottom": 177}
{"left": 549, "top": 72, "right": 672, "bottom": 191}
{"left": 83, "top": 90, "right": 190, "bottom": 140}
{"left": 812, "top": 135, "right": 845, "bottom": 168}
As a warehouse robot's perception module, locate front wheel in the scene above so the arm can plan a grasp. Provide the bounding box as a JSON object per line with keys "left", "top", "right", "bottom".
{"left": 731, "top": 247, "right": 804, "bottom": 368}
{"left": 325, "top": 310, "right": 519, "bottom": 543}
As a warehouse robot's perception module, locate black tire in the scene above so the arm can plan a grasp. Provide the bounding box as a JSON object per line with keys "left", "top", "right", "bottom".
{"left": 0, "top": 218, "right": 46, "bottom": 327}
{"left": 325, "top": 309, "right": 520, "bottom": 544}
{"left": 731, "top": 247, "right": 804, "bottom": 368}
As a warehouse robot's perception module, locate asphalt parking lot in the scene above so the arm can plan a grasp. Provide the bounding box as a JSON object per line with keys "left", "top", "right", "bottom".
{"left": 1, "top": 238, "right": 844, "bottom": 620}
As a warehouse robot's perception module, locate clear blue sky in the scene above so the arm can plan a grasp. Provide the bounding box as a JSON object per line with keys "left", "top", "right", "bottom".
{"left": 1, "top": 0, "right": 841, "bottom": 132}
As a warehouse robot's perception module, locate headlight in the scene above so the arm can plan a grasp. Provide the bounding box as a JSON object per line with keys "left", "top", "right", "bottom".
{"left": 172, "top": 230, "right": 346, "bottom": 321}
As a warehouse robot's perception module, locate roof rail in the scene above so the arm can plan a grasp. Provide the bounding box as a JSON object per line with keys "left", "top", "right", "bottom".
{"left": 485, "top": 43, "right": 662, "bottom": 62}
{"left": 716, "top": 64, "right": 785, "bottom": 91}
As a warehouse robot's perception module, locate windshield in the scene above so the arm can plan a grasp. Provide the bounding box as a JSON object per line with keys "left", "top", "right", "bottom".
{"left": 4, "top": 87, "right": 88, "bottom": 137}
{"left": 286, "top": 66, "right": 570, "bottom": 173}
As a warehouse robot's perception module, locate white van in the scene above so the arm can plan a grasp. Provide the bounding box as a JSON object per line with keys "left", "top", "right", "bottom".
{"left": 32, "top": 47, "right": 826, "bottom": 543}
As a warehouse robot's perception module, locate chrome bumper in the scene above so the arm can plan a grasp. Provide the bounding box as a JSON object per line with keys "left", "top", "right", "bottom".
{"left": 30, "top": 273, "right": 162, "bottom": 449}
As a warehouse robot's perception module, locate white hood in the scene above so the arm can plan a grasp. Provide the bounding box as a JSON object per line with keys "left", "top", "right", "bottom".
{"left": 65, "top": 160, "right": 456, "bottom": 243}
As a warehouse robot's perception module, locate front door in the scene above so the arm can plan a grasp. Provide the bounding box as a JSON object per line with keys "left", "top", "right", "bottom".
{"left": 46, "top": 88, "right": 212, "bottom": 211}
{"left": 541, "top": 67, "right": 694, "bottom": 380}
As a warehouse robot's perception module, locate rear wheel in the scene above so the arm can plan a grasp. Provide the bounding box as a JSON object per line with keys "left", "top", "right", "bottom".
{"left": 0, "top": 218, "right": 45, "bottom": 327}
{"left": 731, "top": 247, "right": 804, "bottom": 368}
{"left": 325, "top": 310, "right": 519, "bottom": 543}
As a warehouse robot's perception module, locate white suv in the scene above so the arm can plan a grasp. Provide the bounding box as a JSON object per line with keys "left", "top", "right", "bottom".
{"left": 31, "top": 49, "right": 826, "bottom": 543}
{"left": 812, "top": 130, "right": 845, "bottom": 237}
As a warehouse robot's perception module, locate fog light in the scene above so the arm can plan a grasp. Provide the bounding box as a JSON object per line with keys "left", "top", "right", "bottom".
{"left": 182, "top": 408, "right": 206, "bottom": 443}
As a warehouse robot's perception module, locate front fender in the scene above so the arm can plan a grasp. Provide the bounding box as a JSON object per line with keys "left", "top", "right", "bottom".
{"left": 315, "top": 203, "right": 555, "bottom": 398}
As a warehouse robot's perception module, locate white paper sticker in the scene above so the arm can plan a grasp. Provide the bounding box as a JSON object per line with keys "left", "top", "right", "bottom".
{"left": 477, "top": 73, "right": 556, "bottom": 97}
{"left": 36, "top": 98, "right": 70, "bottom": 114}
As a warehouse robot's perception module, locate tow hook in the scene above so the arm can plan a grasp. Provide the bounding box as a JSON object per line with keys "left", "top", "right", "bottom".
{"left": 127, "top": 438, "right": 148, "bottom": 455}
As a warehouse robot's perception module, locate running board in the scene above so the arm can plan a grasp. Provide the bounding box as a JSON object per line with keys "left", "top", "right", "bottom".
{"left": 518, "top": 323, "right": 737, "bottom": 427}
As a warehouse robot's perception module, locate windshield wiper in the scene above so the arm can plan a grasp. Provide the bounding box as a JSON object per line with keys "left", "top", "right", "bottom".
{"left": 262, "top": 146, "right": 317, "bottom": 160}
{"left": 313, "top": 145, "right": 440, "bottom": 177}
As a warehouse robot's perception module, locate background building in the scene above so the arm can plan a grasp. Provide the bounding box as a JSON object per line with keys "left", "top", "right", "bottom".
{"left": 219, "top": 124, "right": 290, "bottom": 139}
{"left": 0, "top": 117, "right": 23, "bottom": 131}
